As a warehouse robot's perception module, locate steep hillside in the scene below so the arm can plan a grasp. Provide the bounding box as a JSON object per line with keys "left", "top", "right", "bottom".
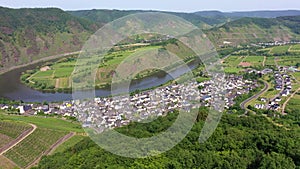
{"left": 195, "top": 10, "right": 300, "bottom": 18}
{"left": 0, "top": 7, "right": 97, "bottom": 71}
{"left": 69, "top": 9, "right": 228, "bottom": 29}
{"left": 206, "top": 16, "right": 300, "bottom": 47}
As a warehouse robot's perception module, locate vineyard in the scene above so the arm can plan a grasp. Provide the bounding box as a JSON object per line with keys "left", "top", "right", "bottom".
{"left": 0, "top": 121, "right": 32, "bottom": 148}
{"left": 3, "top": 128, "right": 67, "bottom": 168}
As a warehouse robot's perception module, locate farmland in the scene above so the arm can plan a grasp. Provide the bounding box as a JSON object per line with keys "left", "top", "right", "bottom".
{"left": 0, "top": 114, "right": 83, "bottom": 133}
{"left": 0, "top": 111, "right": 85, "bottom": 169}
{"left": 0, "top": 121, "right": 32, "bottom": 148}
{"left": 222, "top": 55, "right": 265, "bottom": 73}
{"left": 243, "top": 55, "right": 264, "bottom": 67}
{"left": 290, "top": 44, "right": 300, "bottom": 51}
{"left": 21, "top": 40, "right": 197, "bottom": 92}
{"left": 264, "top": 56, "right": 276, "bottom": 66}
{"left": 222, "top": 56, "right": 244, "bottom": 73}
{"left": 0, "top": 155, "right": 17, "bottom": 169}
{"left": 270, "top": 45, "right": 290, "bottom": 55}
{"left": 4, "top": 128, "right": 67, "bottom": 168}
{"left": 276, "top": 55, "right": 300, "bottom": 66}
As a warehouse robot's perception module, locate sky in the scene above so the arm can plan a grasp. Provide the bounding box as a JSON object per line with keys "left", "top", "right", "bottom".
{"left": 0, "top": 0, "right": 300, "bottom": 12}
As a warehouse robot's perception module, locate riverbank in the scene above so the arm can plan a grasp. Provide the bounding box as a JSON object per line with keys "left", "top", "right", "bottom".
{"left": 0, "top": 51, "right": 81, "bottom": 76}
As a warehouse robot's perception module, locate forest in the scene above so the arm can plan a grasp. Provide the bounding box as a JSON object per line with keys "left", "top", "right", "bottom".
{"left": 34, "top": 108, "right": 300, "bottom": 169}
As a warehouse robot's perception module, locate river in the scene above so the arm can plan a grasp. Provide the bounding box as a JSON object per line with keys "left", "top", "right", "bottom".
{"left": 0, "top": 59, "right": 199, "bottom": 102}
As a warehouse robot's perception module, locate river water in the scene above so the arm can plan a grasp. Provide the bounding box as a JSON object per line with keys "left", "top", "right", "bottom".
{"left": 0, "top": 59, "right": 199, "bottom": 102}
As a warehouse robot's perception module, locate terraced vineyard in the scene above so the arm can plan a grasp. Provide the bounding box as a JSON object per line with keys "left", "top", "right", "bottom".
{"left": 0, "top": 121, "right": 32, "bottom": 148}
{"left": 3, "top": 128, "right": 67, "bottom": 168}
{"left": 277, "top": 56, "right": 300, "bottom": 66}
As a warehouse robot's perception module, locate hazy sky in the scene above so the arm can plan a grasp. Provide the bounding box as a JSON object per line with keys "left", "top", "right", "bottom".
{"left": 0, "top": 0, "right": 300, "bottom": 12}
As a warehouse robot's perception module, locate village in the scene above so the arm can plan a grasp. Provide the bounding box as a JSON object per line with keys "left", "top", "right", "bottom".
{"left": 1, "top": 73, "right": 261, "bottom": 132}
{"left": 254, "top": 66, "right": 297, "bottom": 112}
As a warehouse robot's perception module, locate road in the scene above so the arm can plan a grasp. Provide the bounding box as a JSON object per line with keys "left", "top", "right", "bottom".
{"left": 240, "top": 81, "right": 269, "bottom": 114}
{"left": 0, "top": 124, "right": 37, "bottom": 155}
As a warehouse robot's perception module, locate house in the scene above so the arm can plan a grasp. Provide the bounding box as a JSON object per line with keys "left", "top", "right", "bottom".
{"left": 260, "top": 98, "right": 267, "bottom": 102}
{"left": 281, "top": 90, "right": 290, "bottom": 97}
{"left": 275, "top": 97, "right": 282, "bottom": 102}
{"left": 255, "top": 104, "right": 265, "bottom": 109}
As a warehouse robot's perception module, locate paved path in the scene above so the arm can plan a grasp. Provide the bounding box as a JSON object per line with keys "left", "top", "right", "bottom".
{"left": 240, "top": 81, "right": 269, "bottom": 114}
{"left": 0, "top": 124, "right": 37, "bottom": 155}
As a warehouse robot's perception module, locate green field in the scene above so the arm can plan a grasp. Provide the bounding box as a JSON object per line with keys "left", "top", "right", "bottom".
{"left": 51, "top": 135, "right": 86, "bottom": 154}
{"left": 4, "top": 128, "right": 67, "bottom": 168}
{"left": 222, "top": 56, "right": 245, "bottom": 73}
{"left": 0, "top": 114, "right": 83, "bottom": 133}
{"left": 243, "top": 55, "right": 264, "bottom": 66}
{"left": 270, "top": 45, "right": 290, "bottom": 55}
{"left": 290, "top": 44, "right": 300, "bottom": 51}
{"left": 222, "top": 55, "right": 264, "bottom": 73}
{"left": 265, "top": 56, "right": 276, "bottom": 66}
{"left": 293, "top": 72, "right": 300, "bottom": 82}
{"left": 0, "top": 121, "right": 32, "bottom": 148}
{"left": 277, "top": 56, "right": 300, "bottom": 66}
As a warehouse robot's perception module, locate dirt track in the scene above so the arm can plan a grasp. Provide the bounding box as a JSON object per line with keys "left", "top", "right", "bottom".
{"left": 25, "top": 132, "right": 75, "bottom": 169}
{"left": 0, "top": 124, "right": 37, "bottom": 155}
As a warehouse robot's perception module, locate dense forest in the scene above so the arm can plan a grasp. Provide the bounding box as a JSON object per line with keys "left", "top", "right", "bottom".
{"left": 34, "top": 108, "right": 300, "bottom": 169}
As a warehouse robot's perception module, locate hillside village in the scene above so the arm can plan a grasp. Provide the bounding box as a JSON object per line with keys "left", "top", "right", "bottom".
{"left": 1, "top": 74, "right": 261, "bottom": 131}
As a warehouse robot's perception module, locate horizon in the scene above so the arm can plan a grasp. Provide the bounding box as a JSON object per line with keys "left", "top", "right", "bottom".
{"left": 1, "top": 5, "right": 300, "bottom": 13}
{"left": 0, "top": 0, "right": 300, "bottom": 13}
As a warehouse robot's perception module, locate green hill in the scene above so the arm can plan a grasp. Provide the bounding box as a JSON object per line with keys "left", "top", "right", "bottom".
{"left": 0, "top": 7, "right": 97, "bottom": 70}
{"left": 206, "top": 16, "right": 300, "bottom": 47}
{"left": 1, "top": 7, "right": 300, "bottom": 72}
{"left": 34, "top": 111, "right": 300, "bottom": 169}
{"left": 68, "top": 9, "right": 229, "bottom": 29}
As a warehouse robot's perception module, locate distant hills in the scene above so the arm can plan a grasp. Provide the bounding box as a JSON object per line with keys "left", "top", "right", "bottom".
{"left": 195, "top": 10, "right": 300, "bottom": 18}
{"left": 1, "top": 7, "right": 300, "bottom": 70}
{"left": 206, "top": 16, "right": 300, "bottom": 46}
